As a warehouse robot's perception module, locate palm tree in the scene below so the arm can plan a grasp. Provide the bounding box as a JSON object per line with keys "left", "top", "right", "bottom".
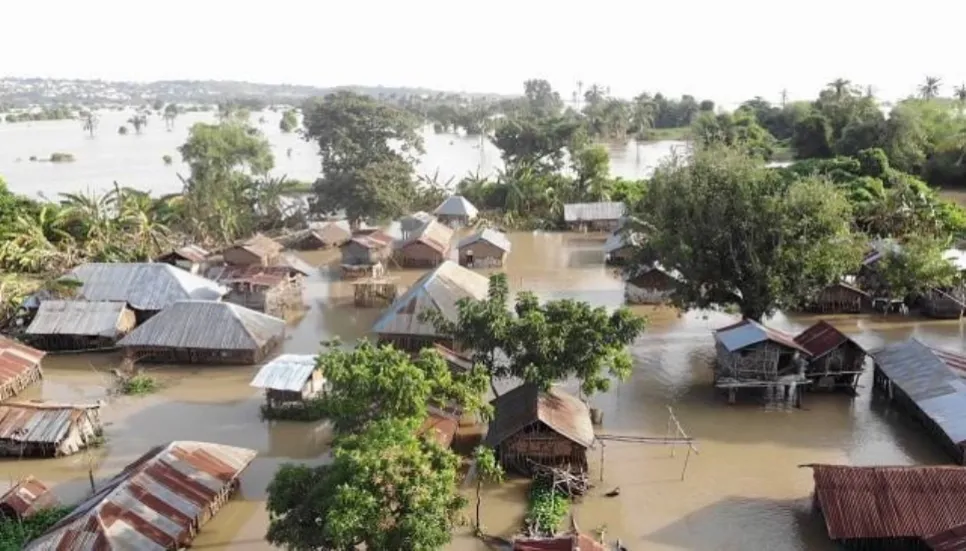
{"left": 163, "top": 104, "right": 179, "bottom": 131}
{"left": 81, "top": 111, "right": 98, "bottom": 137}
{"left": 919, "top": 76, "right": 942, "bottom": 100}
{"left": 955, "top": 84, "right": 966, "bottom": 106}
{"left": 630, "top": 94, "right": 655, "bottom": 160}
{"left": 780, "top": 89, "right": 788, "bottom": 108}
{"left": 128, "top": 112, "right": 148, "bottom": 135}
{"left": 826, "top": 78, "right": 853, "bottom": 100}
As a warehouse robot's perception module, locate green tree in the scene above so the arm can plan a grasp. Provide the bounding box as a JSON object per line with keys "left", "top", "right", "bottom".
{"left": 692, "top": 110, "right": 774, "bottom": 159}
{"left": 163, "top": 104, "right": 179, "bottom": 131}
{"left": 472, "top": 445, "right": 504, "bottom": 536}
{"left": 279, "top": 109, "right": 298, "bottom": 133}
{"left": 875, "top": 235, "right": 960, "bottom": 298}
{"left": 919, "top": 76, "right": 943, "bottom": 100}
{"left": 266, "top": 418, "right": 465, "bottom": 551}
{"left": 491, "top": 115, "right": 586, "bottom": 174}
{"left": 572, "top": 144, "right": 611, "bottom": 201}
{"left": 523, "top": 79, "right": 564, "bottom": 118}
{"left": 792, "top": 111, "right": 833, "bottom": 158}
{"left": 128, "top": 112, "right": 148, "bottom": 135}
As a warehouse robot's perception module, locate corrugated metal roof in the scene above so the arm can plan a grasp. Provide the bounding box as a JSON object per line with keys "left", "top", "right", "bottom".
{"left": 934, "top": 347, "right": 966, "bottom": 376}
{"left": 458, "top": 228, "right": 511, "bottom": 252}
{"left": 372, "top": 261, "right": 490, "bottom": 337}
{"left": 342, "top": 229, "right": 395, "bottom": 250}
{"left": 794, "top": 321, "right": 862, "bottom": 360}
{"left": 628, "top": 262, "right": 684, "bottom": 284}
{"left": 26, "top": 301, "right": 129, "bottom": 338}
{"left": 304, "top": 222, "right": 352, "bottom": 245}
{"left": 400, "top": 212, "right": 434, "bottom": 234}
{"left": 396, "top": 219, "right": 454, "bottom": 255}
{"left": 159, "top": 245, "right": 210, "bottom": 264}
{"left": 118, "top": 300, "right": 285, "bottom": 351}
{"left": 24, "top": 440, "right": 257, "bottom": 551}
{"left": 432, "top": 344, "right": 473, "bottom": 372}
{"left": 0, "top": 476, "right": 58, "bottom": 519}
{"left": 419, "top": 412, "right": 458, "bottom": 448}
{"left": 232, "top": 233, "right": 284, "bottom": 260}
{"left": 67, "top": 263, "right": 227, "bottom": 311}
{"left": 250, "top": 354, "right": 318, "bottom": 392}
{"left": 434, "top": 195, "right": 479, "bottom": 218}
{"left": 207, "top": 265, "right": 292, "bottom": 287}
{"left": 806, "top": 464, "right": 966, "bottom": 541}
{"left": 927, "top": 523, "right": 966, "bottom": 551}
{"left": 871, "top": 339, "right": 966, "bottom": 446}
{"left": 484, "top": 384, "right": 595, "bottom": 449}
{"left": 563, "top": 202, "right": 626, "bottom": 222}
{"left": 714, "top": 319, "right": 810, "bottom": 355}
{"left": 277, "top": 252, "right": 315, "bottom": 276}
{"left": 823, "top": 281, "right": 870, "bottom": 298}
{"left": 0, "top": 337, "right": 45, "bottom": 391}
{"left": 514, "top": 533, "right": 604, "bottom": 551}
{"left": 0, "top": 402, "right": 100, "bottom": 445}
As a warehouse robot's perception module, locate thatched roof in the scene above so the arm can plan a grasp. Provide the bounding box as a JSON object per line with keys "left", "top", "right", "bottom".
{"left": 118, "top": 300, "right": 284, "bottom": 351}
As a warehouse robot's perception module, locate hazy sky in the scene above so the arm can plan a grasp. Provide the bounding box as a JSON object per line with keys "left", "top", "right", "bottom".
{"left": 7, "top": 0, "right": 966, "bottom": 107}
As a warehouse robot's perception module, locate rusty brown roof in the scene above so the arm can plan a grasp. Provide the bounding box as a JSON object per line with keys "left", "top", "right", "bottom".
{"left": 418, "top": 412, "right": 458, "bottom": 449}
{"left": 806, "top": 464, "right": 966, "bottom": 542}
{"left": 343, "top": 229, "right": 395, "bottom": 250}
{"left": 0, "top": 336, "right": 45, "bottom": 390}
{"left": 513, "top": 532, "right": 605, "bottom": 551}
{"left": 0, "top": 402, "right": 100, "bottom": 446}
{"left": 24, "top": 440, "right": 257, "bottom": 551}
{"left": 233, "top": 233, "right": 284, "bottom": 260}
{"left": 794, "top": 321, "right": 863, "bottom": 359}
{"left": 933, "top": 347, "right": 966, "bottom": 376}
{"left": 158, "top": 245, "right": 210, "bottom": 264}
{"left": 484, "top": 384, "right": 594, "bottom": 449}
{"left": 928, "top": 524, "right": 966, "bottom": 551}
{"left": 0, "top": 476, "right": 58, "bottom": 519}
{"left": 396, "top": 219, "right": 453, "bottom": 255}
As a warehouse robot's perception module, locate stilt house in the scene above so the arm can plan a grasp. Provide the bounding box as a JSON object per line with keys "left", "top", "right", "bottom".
{"left": 0, "top": 336, "right": 44, "bottom": 401}
{"left": 604, "top": 230, "right": 640, "bottom": 265}
{"left": 809, "top": 281, "right": 869, "bottom": 314}
{"left": 222, "top": 233, "right": 284, "bottom": 267}
{"left": 563, "top": 202, "right": 626, "bottom": 232}
{"left": 25, "top": 300, "right": 136, "bottom": 351}
{"left": 713, "top": 319, "right": 811, "bottom": 404}
{"left": 434, "top": 195, "right": 479, "bottom": 228}
{"left": 339, "top": 230, "right": 394, "bottom": 279}
{"left": 0, "top": 402, "right": 102, "bottom": 458}
{"left": 157, "top": 244, "right": 210, "bottom": 275}
{"left": 250, "top": 354, "right": 325, "bottom": 407}
{"left": 207, "top": 265, "right": 303, "bottom": 316}
{"left": 0, "top": 477, "right": 58, "bottom": 520}
{"left": 457, "top": 228, "right": 511, "bottom": 268}
{"left": 625, "top": 263, "right": 681, "bottom": 305}
{"left": 793, "top": 321, "right": 866, "bottom": 392}
{"left": 393, "top": 219, "right": 454, "bottom": 268}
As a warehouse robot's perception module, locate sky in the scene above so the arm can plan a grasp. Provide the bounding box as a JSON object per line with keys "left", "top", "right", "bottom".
{"left": 7, "top": 0, "right": 966, "bottom": 108}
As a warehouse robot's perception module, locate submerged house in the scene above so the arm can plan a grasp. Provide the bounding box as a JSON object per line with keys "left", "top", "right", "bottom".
{"left": 793, "top": 321, "right": 866, "bottom": 392}
{"left": 207, "top": 264, "right": 303, "bottom": 316}
{"left": 604, "top": 230, "right": 640, "bottom": 265}
{"left": 250, "top": 354, "right": 325, "bottom": 407}
{"left": 0, "top": 476, "right": 58, "bottom": 520}
{"left": 400, "top": 211, "right": 434, "bottom": 240}
{"left": 393, "top": 219, "right": 454, "bottom": 268}
{"left": 484, "top": 384, "right": 594, "bottom": 475}
{"left": 288, "top": 221, "right": 352, "bottom": 250}
{"left": 222, "top": 233, "right": 284, "bottom": 267}
{"left": 418, "top": 409, "right": 460, "bottom": 450}
{"left": 24, "top": 300, "right": 136, "bottom": 352}
{"left": 24, "top": 440, "right": 256, "bottom": 551}
{"left": 118, "top": 300, "right": 286, "bottom": 365}
{"left": 808, "top": 281, "right": 869, "bottom": 314}
{"left": 513, "top": 532, "right": 605, "bottom": 551}
{"left": 922, "top": 287, "right": 966, "bottom": 320}
{"left": 457, "top": 228, "right": 511, "bottom": 268}
{"left": 563, "top": 202, "right": 626, "bottom": 232}
{"left": 712, "top": 319, "right": 811, "bottom": 405}
{"left": 372, "top": 261, "right": 489, "bottom": 351}
{"left": 340, "top": 230, "right": 395, "bottom": 279}
{"left": 156, "top": 244, "right": 210, "bottom": 275}
{"left": 0, "top": 401, "right": 102, "bottom": 458}
{"left": 434, "top": 195, "right": 479, "bottom": 228}
{"left": 0, "top": 336, "right": 44, "bottom": 401}
{"left": 625, "top": 263, "right": 681, "bottom": 305}
{"left": 66, "top": 263, "right": 227, "bottom": 324}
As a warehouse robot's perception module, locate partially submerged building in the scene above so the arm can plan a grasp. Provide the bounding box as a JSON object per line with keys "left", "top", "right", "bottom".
{"left": 66, "top": 263, "right": 227, "bottom": 324}
{"left": 793, "top": 321, "right": 866, "bottom": 392}
{"left": 484, "top": 384, "right": 595, "bottom": 475}
{"left": 563, "top": 202, "right": 626, "bottom": 232}
{"left": 0, "top": 477, "right": 58, "bottom": 520}
{"left": 339, "top": 230, "right": 395, "bottom": 279}
{"left": 0, "top": 336, "right": 44, "bottom": 401}
{"left": 806, "top": 463, "right": 966, "bottom": 550}
{"left": 24, "top": 300, "right": 136, "bottom": 352}
{"left": 400, "top": 211, "right": 434, "bottom": 240}
{"left": 250, "top": 354, "right": 325, "bottom": 408}
{"left": 922, "top": 287, "right": 966, "bottom": 320}
{"left": 156, "top": 244, "right": 210, "bottom": 275}
{"left": 603, "top": 230, "right": 640, "bottom": 265}
{"left": 222, "top": 233, "right": 284, "bottom": 267}
{"left": 434, "top": 195, "right": 479, "bottom": 228}
{"left": 118, "top": 300, "right": 286, "bottom": 365}
{"left": 393, "top": 219, "right": 454, "bottom": 268}
{"left": 713, "top": 319, "right": 811, "bottom": 405}
{"left": 287, "top": 221, "right": 352, "bottom": 250}
{"left": 207, "top": 265, "right": 303, "bottom": 316}
{"left": 0, "top": 401, "right": 102, "bottom": 458}
{"left": 23, "top": 440, "right": 256, "bottom": 551}
{"left": 513, "top": 532, "right": 605, "bottom": 551}
{"left": 808, "top": 281, "right": 870, "bottom": 314}
{"left": 372, "top": 261, "right": 489, "bottom": 351}
{"left": 418, "top": 409, "right": 460, "bottom": 449}
{"left": 457, "top": 228, "right": 511, "bottom": 268}
{"left": 625, "top": 263, "right": 681, "bottom": 305}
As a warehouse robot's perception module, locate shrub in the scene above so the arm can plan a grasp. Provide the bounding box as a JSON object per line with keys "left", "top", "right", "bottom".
{"left": 48, "top": 152, "right": 75, "bottom": 163}
{"left": 119, "top": 374, "right": 159, "bottom": 395}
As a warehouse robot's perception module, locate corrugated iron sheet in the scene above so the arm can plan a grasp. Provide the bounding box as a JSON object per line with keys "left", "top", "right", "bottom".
{"left": 563, "top": 202, "right": 626, "bottom": 223}
{"left": 342, "top": 229, "right": 395, "bottom": 250}
{"left": 434, "top": 195, "right": 479, "bottom": 218}
{"left": 794, "top": 321, "right": 861, "bottom": 360}
{"left": 160, "top": 245, "right": 210, "bottom": 264}
{"left": 458, "top": 229, "right": 512, "bottom": 253}
{"left": 934, "top": 347, "right": 966, "bottom": 376}
{"left": 118, "top": 300, "right": 285, "bottom": 351}
{"left": 277, "top": 253, "right": 315, "bottom": 276}
{"left": 0, "top": 337, "right": 45, "bottom": 391}
{"left": 372, "top": 261, "right": 489, "bottom": 337}
{"left": 432, "top": 344, "right": 473, "bottom": 372}
{"left": 715, "top": 319, "right": 810, "bottom": 355}
{"left": 400, "top": 212, "right": 434, "bottom": 234}
{"left": 250, "top": 354, "right": 318, "bottom": 392}
{"left": 514, "top": 533, "right": 604, "bottom": 551}
{"left": 396, "top": 220, "right": 454, "bottom": 255}
{"left": 0, "top": 476, "right": 58, "bottom": 519}
{"left": 807, "top": 464, "right": 966, "bottom": 541}
{"left": 235, "top": 233, "right": 284, "bottom": 259}
{"left": 927, "top": 523, "right": 966, "bottom": 550}
{"left": 0, "top": 402, "right": 99, "bottom": 445}
{"left": 24, "top": 440, "right": 257, "bottom": 551}
{"left": 25, "top": 300, "right": 128, "bottom": 338}
{"left": 419, "top": 412, "right": 458, "bottom": 448}
{"left": 484, "top": 384, "right": 594, "bottom": 449}
{"left": 67, "top": 263, "right": 227, "bottom": 311}
{"left": 208, "top": 265, "right": 292, "bottom": 287}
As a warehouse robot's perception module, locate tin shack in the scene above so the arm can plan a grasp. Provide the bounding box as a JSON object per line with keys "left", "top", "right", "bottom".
{"left": 207, "top": 264, "right": 303, "bottom": 316}
{"left": 713, "top": 319, "right": 811, "bottom": 405}
{"left": 0, "top": 401, "right": 102, "bottom": 458}
{"left": 222, "top": 233, "right": 284, "bottom": 267}
{"left": 287, "top": 221, "right": 352, "bottom": 250}
{"left": 250, "top": 354, "right": 325, "bottom": 408}
{"left": 457, "top": 228, "right": 511, "bottom": 268}
{"left": 0, "top": 336, "right": 44, "bottom": 401}
{"left": 793, "top": 321, "right": 866, "bottom": 392}
{"left": 0, "top": 477, "right": 58, "bottom": 520}
{"left": 24, "top": 300, "right": 136, "bottom": 352}
{"left": 156, "top": 244, "right": 210, "bottom": 275}
{"left": 434, "top": 195, "right": 479, "bottom": 228}
{"left": 563, "top": 202, "right": 626, "bottom": 232}
{"left": 339, "top": 230, "right": 394, "bottom": 279}
{"left": 625, "top": 263, "right": 681, "bottom": 305}
{"left": 393, "top": 219, "right": 454, "bottom": 268}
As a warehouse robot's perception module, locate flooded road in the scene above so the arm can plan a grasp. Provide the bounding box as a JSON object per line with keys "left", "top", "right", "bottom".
{"left": 3, "top": 232, "right": 962, "bottom": 550}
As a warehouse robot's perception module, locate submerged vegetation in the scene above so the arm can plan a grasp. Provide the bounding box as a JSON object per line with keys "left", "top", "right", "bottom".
{"left": 117, "top": 373, "right": 159, "bottom": 395}
{"left": 525, "top": 479, "right": 569, "bottom": 537}
{"left": 0, "top": 506, "right": 72, "bottom": 551}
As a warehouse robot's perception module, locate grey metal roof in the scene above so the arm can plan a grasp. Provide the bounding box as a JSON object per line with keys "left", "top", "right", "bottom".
{"left": 372, "top": 261, "right": 490, "bottom": 337}
{"left": 714, "top": 319, "right": 809, "bottom": 354}
{"left": 25, "top": 301, "right": 128, "bottom": 338}
{"left": 400, "top": 212, "right": 434, "bottom": 234}
{"left": 250, "top": 354, "right": 318, "bottom": 392}
{"left": 563, "top": 202, "right": 626, "bottom": 222}
{"left": 278, "top": 252, "right": 315, "bottom": 276}
{"left": 484, "top": 384, "right": 594, "bottom": 448}
{"left": 434, "top": 195, "right": 479, "bottom": 218}
{"left": 395, "top": 219, "right": 454, "bottom": 254}
{"left": 118, "top": 300, "right": 285, "bottom": 351}
{"left": 66, "top": 263, "right": 227, "bottom": 311}
{"left": 458, "top": 229, "right": 511, "bottom": 252}
{"left": 872, "top": 339, "right": 966, "bottom": 445}
{"left": 0, "top": 402, "right": 100, "bottom": 445}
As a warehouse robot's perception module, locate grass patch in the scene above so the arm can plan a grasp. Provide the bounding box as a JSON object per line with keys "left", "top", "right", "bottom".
{"left": 260, "top": 399, "right": 327, "bottom": 422}
{"left": 48, "top": 152, "right": 75, "bottom": 163}
{"left": 525, "top": 479, "right": 569, "bottom": 537}
{"left": 0, "top": 505, "right": 72, "bottom": 550}
{"left": 640, "top": 126, "right": 690, "bottom": 142}
{"left": 118, "top": 374, "right": 159, "bottom": 395}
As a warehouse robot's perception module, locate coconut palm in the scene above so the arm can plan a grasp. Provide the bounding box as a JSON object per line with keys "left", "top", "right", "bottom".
{"left": 919, "top": 76, "right": 942, "bottom": 100}
{"left": 128, "top": 112, "right": 148, "bottom": 135}
{"left": 81, "top": 111, "right": 98, "bottom": 137}
{"left": 826, "top": 78, "right": 854, "bottom": 100}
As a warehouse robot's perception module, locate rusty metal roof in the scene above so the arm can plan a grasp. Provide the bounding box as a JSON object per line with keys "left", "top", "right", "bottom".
{"left": 395, "top": 219, "right": 454, "bottom": 255}
{"left": 343, "top": 229, "right": 395, "bottom": 250}
{"left": 207, "top": 264, "right": 292, "bottom": 287}
{"left": 513, "top": 532, "right": 605, "bottom": 551}
{"left": 158, "top": 245, "right": 210, "bottom": 264}
{"left": 0, "top": 336, "right": 45, "bottom": 391}
{"left": 418, "top": 411, "right": 458, "bottom": 448}
{"left": 794, "top": 321, "right": 863, "bottom": 360}
{"left": 24, "top": 440, "right": 257, "bottom": 551}
{"left": 806, "top": 464, "right": 966, "bottom": 542}
{"left": 0, "top": 476, "right": 58, "bottom": 519}
{"left": 232, "top": 233, "right": 284, "bottom": 260}
{"left": 484, "top": 384, "right": 594, "bottom": 449}
{"left": 0, "top": 402, "right": 100, "bottom": 445}
{"left": 928, "top": 524, "right": 966, "bottom": 551}
{"left": 715, "top": 319, "right": 810, "bottom": 355}
{"left": 934, "top": 347, "right": 966, "bottom": 376}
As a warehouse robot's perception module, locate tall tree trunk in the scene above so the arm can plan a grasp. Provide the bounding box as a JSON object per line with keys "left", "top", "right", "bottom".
{"left": 475, "top": 479, "right": 482, "bottom": 533}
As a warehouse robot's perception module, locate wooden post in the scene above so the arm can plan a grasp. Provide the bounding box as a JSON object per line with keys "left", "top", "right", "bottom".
{"left": 599, "top": 441, "right": 605, "bottom": 482}
{"left": 681, "top": 445, "right": 692, "bottom": 481}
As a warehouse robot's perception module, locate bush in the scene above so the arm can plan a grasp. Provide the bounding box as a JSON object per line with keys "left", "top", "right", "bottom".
{"left": 260, "top": 398, "right": 327, "bottom": 422}
{"left": 525, "top": 479, "right": 569, "bottom": 536}
{"left": 118, "top": 125, "right": 128, "bottom": 135}
{"left": 48, "top": 152, "right": 75, "bottom": 163}
{"left": 162, "top": 154, "right": 172, "bottom": 165}
{"left": 119, "top": 374, "right": 159, "bottom": 395}
{"left": 0, "top": 505, "right": 73, "bottom": 550}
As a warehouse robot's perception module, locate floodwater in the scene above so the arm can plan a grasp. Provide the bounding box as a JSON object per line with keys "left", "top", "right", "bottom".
{"left": 0, "top": 109, "right": 684, "bottom": 197}
{"left": 3, "top": 231, "right": 964, "bottom": 550}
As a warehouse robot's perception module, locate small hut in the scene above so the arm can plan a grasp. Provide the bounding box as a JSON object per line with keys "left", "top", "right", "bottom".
{"left": 793, "top": 321, "right": 866, "bottom": 392}
{"left": 514, "top": 532, "right": 605, "bottom": 551}
{"left": 922, "top": 287, "right": 966, "bottom": 319}
{"left": 288, "top": 221, "right": 352, "bottom": 250}
{"left": 809, "top": 281, "right": 869, "bottom": 314}
{"left": 23, "top": 441, "right": 256, "bottom": 551}
{"left": 207, "top": 265, "right": 303, "bottom": 316}
{"left": 250, "top": 354, "right": 325, "bottom": 408}
{"left": 372, "top": 261, "right": 489, "bottom": 351}
{"left": 625, "top": 263, "right": 681, "bottom": 305}
{"left": 604, "top": 230, "right": 640, "bottom": 265}
{"left": 340, "top": 230, "right": 394, "bottom": 279}
{"left": 434, "top": 195, "right": 479, "bottom": 228}
{"left": 713, "top": 319, "right": 811, "bottom": 405}
{"left": 0, "top": 402, "right": 102, "bottom": 458}
{"left": 222, "top": 233, "right": 284, "bottom": 267}
{"left": 25, "top": 300, "right": 136, "bottom": 352}
{"left": 418, "top": 409, "right": 460, "bottom": 449}
{"left": 563, "top": 202, "right": 626, "bottom": 232}
{"left": 485, "top": 384, "right": 594, "bottom": 476}
{"left": 352, "top": 277, "right": 398, "bottom": 307}
{"left": 400, "top": 211, "right": 434, "bottom": 240}
{"left": 393, "top": 219, "right": 454, "bottom": 268}
{"left": 118, "top": 300, "right": 285, "bottom": 365}
{"left": 157, "top": 244, "right": 210, "bottom": 275}
{"left": 0, "top": 336, "right": 45, "bottom": 401}
{"left": 458, "top": 229, "right": 511, "bottom": 268}
{"left": 0, "top": 477, "right": 58, "bottom": 520}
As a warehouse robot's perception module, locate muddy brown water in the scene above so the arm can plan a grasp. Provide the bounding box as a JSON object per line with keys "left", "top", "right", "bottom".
{"left": 5, "top": 231, "right": 963, "bottom": 550}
